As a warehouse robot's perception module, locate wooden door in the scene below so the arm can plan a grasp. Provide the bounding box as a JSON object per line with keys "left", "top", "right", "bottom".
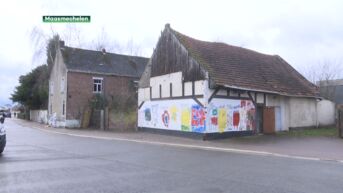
{"left": 263, "top": 107, "right": 275, "bottom": 134}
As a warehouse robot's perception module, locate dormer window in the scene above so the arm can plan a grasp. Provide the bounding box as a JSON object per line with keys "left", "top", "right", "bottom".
{"left": 93, "top": 77, "right": 103, "bottom": 93}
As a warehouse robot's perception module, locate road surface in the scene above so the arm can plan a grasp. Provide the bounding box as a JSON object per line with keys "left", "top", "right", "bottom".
{"left": 1, "top": 119, "right": 343, "bottom": 193}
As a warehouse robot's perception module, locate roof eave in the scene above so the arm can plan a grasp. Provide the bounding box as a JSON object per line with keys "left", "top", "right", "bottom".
{"left": 222, "top": 84, "right": 317, "bottom": 98}
{"left": 67, "top": 69, "right": 140, "bottom": 78}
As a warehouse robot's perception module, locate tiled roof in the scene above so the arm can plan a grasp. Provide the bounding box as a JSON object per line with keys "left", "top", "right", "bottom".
{"left": 61, "top": 46, "right": 148, "bottom": 78}
{"left": 172, "top": 29, "right": 318, "bottom": 97}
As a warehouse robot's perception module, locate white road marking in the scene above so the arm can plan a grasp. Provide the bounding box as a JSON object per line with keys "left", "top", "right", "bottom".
{"left": 31, "top": 125, "right": 343, "bottom": 163}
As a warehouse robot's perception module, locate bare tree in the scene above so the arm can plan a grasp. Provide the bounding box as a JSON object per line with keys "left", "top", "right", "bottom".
{"left": 90, "top": 28, "right": 122, "bottom": 53}
{"left": 124, "top": 38, "right": 142, "bottom": 56}
{"left": 302, "top": 59, "right": 343, "bottom": 100}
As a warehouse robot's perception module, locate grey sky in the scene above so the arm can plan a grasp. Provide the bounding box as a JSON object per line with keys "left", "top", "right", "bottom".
{"left": 1, "top": 0, "right": 342, "bottom": 106}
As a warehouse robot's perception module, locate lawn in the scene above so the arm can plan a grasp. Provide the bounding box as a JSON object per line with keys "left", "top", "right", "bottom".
{"left": 277, "top": 127, "right": 338, "bottom": 137}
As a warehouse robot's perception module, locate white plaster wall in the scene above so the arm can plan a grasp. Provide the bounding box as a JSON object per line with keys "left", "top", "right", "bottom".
{"left": 194, "top": 80, "right": 204, "bottom": 95}
{"left": 289, "top": 97, "right": 317, "bottom": 128}
{"left": 138, "top": 88, "right": 144, "bottom": 105}
{"left": 150, "top": 72, "right": 183, "bottom": 98}
{"left": 48, "top": 48, "right": 67, "bottom": 124}
{"left": 317, "top": 99, "right": 335, "bottom": 126}
{"left": 184, "top": 82, "right": 193, "bottom": 96}
{"left": 256, "top": 93, "right": 264, "bottom": 103}
{"left": 217, "top": 89, "right": 227, "bottom": 96}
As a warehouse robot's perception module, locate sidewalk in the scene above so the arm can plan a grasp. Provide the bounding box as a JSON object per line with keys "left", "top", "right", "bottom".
{"left": 14, "top": 119, "right": 343, "bottom": 162}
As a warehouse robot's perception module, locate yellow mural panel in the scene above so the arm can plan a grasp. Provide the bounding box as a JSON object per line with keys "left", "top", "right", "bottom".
{"left": 181, "top": 108, "right": 191, "bottom": 131}
{"left": 169, "top": 106, "right": 178, "bottom": 122}
{"left": 218, "top": 108, "right": 227, "bottom": 133}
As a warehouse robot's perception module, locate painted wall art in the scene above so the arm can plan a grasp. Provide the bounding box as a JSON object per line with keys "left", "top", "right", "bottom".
{"left": 138, "top": 98, "right": 255, "bottom": 133}
{"left": 207, "top": 98, "right": 255, "bottom": 133}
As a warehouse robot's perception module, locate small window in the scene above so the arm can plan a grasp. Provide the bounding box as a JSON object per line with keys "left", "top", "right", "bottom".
{"left": 93, "top": 77, "right": 103, "bottom": 93}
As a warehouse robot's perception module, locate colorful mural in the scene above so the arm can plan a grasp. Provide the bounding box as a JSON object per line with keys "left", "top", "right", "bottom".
{"left": 138, "top": 98, "right": 255, "bottom": 134}
{"left": 208, "top": 99, "right": 255, "bottom": 132}
{"left": 181, "top": 108, "right": 191, "bottom": 131}
{"left": 162, "top": 110, "right": 170, "bottom": 127}
{"left": 169, "top": 106, "right": 178, "bottom": 122}
{"left": 218, "top": 108, "right": 227, "bottom": 133}
{"left": 191, "top": 105, "right": 206, "bottom": 132}
{"left": 144, "top": 108, "right": 151, "bottom": 121}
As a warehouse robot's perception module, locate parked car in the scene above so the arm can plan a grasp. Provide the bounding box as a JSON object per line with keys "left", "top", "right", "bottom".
{"left": 0, "top": 113, "right": 5, "bottom": 154}
{"left": 4, "top": 111, "right": 11, "bottom": 118}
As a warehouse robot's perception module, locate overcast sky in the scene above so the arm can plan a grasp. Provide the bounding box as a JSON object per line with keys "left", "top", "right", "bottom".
{"left": 0, "top": 0, "right": 342, "bottom": 106}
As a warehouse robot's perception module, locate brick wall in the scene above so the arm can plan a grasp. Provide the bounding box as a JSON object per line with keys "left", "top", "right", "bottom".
{"left": 66, "top": 71, "right": 137, "bottom": 120}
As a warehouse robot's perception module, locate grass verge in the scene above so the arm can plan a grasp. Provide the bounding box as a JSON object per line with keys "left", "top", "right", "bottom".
{"left": 277, "top": 127, "right": 337, "bottom": 137}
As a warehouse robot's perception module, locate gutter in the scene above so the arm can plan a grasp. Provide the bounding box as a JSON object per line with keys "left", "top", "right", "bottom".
{"left": 222, "top": 84, "right": 318, "bottom": 99}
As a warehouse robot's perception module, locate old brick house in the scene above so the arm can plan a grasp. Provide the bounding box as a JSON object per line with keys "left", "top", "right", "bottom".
{"left": 138, "top": 24, "right": 320, "bottom": 138}
{"left": 49, "top": 41, "right": 148, "bottom": 127}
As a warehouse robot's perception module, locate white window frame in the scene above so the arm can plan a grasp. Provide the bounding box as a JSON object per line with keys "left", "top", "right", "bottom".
{"left": 93, "top": 77, "right": 103, "bottom": 93}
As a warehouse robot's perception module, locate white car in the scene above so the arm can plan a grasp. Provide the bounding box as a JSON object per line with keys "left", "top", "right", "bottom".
{"left": 0, "top": 114, "right": 6, "bottom": 154}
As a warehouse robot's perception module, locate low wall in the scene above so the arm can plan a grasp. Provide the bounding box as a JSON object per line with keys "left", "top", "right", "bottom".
{"left": 317, "top": 99, "right": 336, "bottom": 126}
{"left": 30, "top": 110, "right": 48, "bottom": 124}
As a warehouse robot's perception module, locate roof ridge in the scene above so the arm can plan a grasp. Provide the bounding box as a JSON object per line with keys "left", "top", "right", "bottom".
{"left": 170, "top": 28, "right": 277, "bottom": 58}
{"left": 63, "top": 46, "right": 148, "bottom": 59}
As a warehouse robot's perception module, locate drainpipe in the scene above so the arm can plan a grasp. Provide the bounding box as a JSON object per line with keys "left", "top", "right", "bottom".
{"left": 315, "top": 99, "right": 319, "bottom": 128}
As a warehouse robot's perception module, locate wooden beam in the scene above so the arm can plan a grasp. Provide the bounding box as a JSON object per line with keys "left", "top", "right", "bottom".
{"left": 264, "top": 93, "right": 266, "bottom": 106}
{"left": 212, "top": 95, "right": 250, "bottom": 100}
{"left": 149, "top": 86, "right": 152, "bottom": 99}
{"left": 192, "top": 81, "right": 195, "bottom": 96}
{"left": 150, "top": 95, "right": 204, "bottom": 101}
{"left": 208, "top": 87, "right": 220, "bottom": 103}
{"left": 159, "top": 84, "right": 162, "bottom": 98}
{"left": 138, "top": 101, "right": 145, "bottom": 109}
{"left": 247, "top": 91, "right": 257, "bottom": 106}
{"left": 192, "top": 97, "right": 204, "bottom": 107}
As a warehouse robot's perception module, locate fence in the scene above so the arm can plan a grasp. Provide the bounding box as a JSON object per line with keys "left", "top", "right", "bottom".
{"left": 338, "top": 109, "right": 343, "bottom": 138}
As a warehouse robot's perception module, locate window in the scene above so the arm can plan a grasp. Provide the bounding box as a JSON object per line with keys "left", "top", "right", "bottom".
{"left": 93, "top": 77, "right": 103, "bottom": 93}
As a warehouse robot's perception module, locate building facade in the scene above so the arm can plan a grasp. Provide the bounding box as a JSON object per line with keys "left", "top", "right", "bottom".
{"left": 138, "top": 24, "right": 320, "bottom": 138}
{"left": 49, "top": 42, "right": 148, "bottom": 127}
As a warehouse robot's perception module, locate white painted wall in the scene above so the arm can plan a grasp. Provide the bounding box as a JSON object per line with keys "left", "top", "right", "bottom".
{"left": 150, "top": 71, "right": 183, "bottom": 98}
{"left": 30, "top": 110, "right": 48, "bottom": 124}
{"left": 48, "top": 48, "right": 68, "bottom": 126}
{"left": 289, "top": 97, "right": 317, "bottom": 128}
{"left": 317, "top": 99, "right": 335, "bottom": 126}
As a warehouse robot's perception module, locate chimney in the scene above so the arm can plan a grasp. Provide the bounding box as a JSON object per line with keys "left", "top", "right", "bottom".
{"left": 165, "top": 23, "right": 170, "bottom": 29}
{"left": 102, "top": 48, "right": 106, "bottom": 55}
{"left": 59, "top": 40, "right": 65, "bottom": 47}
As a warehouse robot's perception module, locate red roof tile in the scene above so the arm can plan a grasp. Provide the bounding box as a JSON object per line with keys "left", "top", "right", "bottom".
{"left": 172, "top": 29, "right": 318, "bottom": 97}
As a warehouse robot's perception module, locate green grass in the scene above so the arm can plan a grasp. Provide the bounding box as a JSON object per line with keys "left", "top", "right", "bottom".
{"left": 277, "top": 127, "right": 338, "bottom": 137}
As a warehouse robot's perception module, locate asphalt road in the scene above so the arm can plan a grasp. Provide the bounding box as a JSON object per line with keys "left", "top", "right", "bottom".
{"left": 1, "top": 119, "right": 343, "bottom": 193}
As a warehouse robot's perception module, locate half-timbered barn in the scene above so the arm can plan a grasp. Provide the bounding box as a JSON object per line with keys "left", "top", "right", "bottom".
{"left": 138, "top": 24, "right": 319, "bottom": 139}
